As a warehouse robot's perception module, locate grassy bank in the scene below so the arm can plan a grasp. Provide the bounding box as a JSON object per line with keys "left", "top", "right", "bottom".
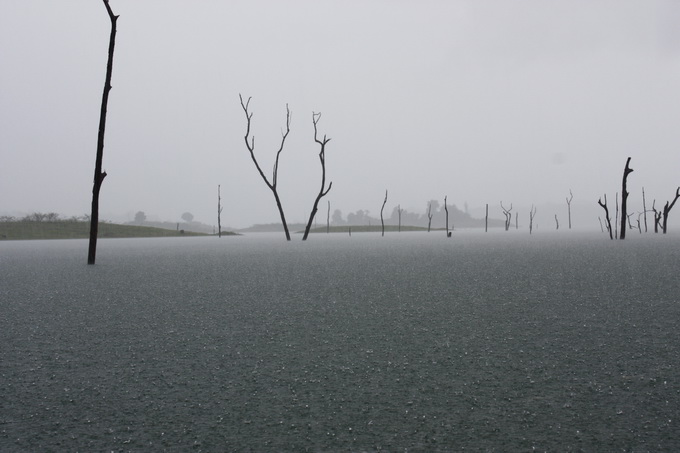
{"left": 0, "top": 221, "right": 223, "bottom": 240}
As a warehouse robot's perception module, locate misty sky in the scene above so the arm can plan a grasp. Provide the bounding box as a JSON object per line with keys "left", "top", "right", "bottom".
{"left": 1, "top": 1, "right": 679, "bottom": 229}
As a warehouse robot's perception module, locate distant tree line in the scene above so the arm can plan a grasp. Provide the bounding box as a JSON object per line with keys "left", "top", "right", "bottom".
{"left": 0, "top": 213, "right": 90, "bottom": 222}
{"left": 328, "top": 200, "right": 502, "bottom": 229}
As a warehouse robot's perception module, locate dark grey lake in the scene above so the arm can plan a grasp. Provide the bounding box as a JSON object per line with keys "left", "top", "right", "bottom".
{"left": 1, "top": 231, "right": 680, "bottom": 451}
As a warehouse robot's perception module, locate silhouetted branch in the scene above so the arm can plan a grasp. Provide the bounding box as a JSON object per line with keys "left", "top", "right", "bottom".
{"left": 597, "top": 195, "right": 613, "bottom": 240}
{"left": 500, "top": 202, "right": 512, "bottom": 231}
{"left": 303, "top": 111, "right": 333, "bottom": 240}
{"left": 566, "top": 189, "right": 573, "bottom": 229}
{"left": 619, "top": 157, "right": 633, "bottom": 240}
{"left": 381, "top": 190, "right": 388, "bottom": 237}
{"left": 239, "top": 94, "right": 292, "bottom": 240}
{"left": 88, "top": 0, "right": 118, "bottom": 265}
{"left": 662, "top": 187, "right": 680, "bottom": 234}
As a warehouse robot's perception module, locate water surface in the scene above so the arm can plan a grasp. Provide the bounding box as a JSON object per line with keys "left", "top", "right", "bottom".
{"left": 1, "top": 231, "right": 679, "bottom": 451}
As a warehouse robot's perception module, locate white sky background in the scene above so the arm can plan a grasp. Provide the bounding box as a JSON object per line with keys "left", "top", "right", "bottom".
{"left": 1, "top": 0, "right": 679, "bottom": 229}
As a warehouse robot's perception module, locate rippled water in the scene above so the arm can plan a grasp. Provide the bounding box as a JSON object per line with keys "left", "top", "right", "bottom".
{"left": 1, "top": 231, "right": 680, "bottom": 451}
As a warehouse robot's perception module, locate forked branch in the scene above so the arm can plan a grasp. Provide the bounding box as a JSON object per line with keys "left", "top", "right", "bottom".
{"left": 238, "top": 94, "right": 292, "bottom": 240}
{"left": 302, "top": 111, "right": 333, "bottom": 240}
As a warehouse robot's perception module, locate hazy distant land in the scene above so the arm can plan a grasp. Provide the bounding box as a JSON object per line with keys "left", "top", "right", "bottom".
{"left": 0, "top": 220, "right": 227, "bottom": 241}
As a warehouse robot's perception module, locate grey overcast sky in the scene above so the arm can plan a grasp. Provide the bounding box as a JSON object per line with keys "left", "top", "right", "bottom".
{"left": 1, "top": 0, "right": 679, "bottom": 229}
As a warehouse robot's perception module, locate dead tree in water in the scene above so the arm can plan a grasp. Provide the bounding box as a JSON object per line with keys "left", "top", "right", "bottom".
{"left": 652, "top": 200, "right": 662, "bottom": 233}
{"left": 217, "top": 185, "right": 224, "bottom": 238}
{"left": 239, "top": 95, "right": 292, "bottom": 241}
{"left": 397, "top": 205, "right": 403, "bottom": 232}
{"left": 380, "top": 190, "right": 388, "bottom": 237}
{"left": 427, "top": 202, "right": 433, "bottom": 232}
{"left": 566, "top": 189, "right": 573, "bottom": 229}
{"left": 485, "top": 204, "right": 488, "bottom": 232}
{"left": 88, "top": 0, "right": 118, "bottom": 265}
{"left": 619, "top": 157, "right": 633, "bottom": 240}
{"left": 302, "top": 112, "right": 333, "bottom": 241}
{"left": 326, "top": 200, "right": 330, "bottom": 234}
{"left": 598, "top": 195, "right": 613, "bottom": 239}
{"left": 529, "top": 205, "right": 537, "bottom": 234}
{"left": 642, "top": 187, "right": 648, "bottom": 233}
{"left": 444, "top": 196, "right": 451, "bottom": 237}
{"left": 661, "top": 187, "right": 680, "bottom": 234}
{"left": 501, "top": 202, "right": 512, "bottom": 231}
{"left": 554, "top": 214, "right": 559, "bottom": 230}
{"left": 614, "top": 196, "right": 619, "bottom": 239}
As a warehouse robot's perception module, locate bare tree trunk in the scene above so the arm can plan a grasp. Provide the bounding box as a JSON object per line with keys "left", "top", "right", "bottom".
{"left": 381, "top": 190, "right": 388, "bottom": 237}
{"left": 662, "top": 187, "right": 680, "bottom": 234}
{"left": 239, "top": 95, "right": 292, "bottom": 240}
{"left": 554, "top": 214, "right": 559, "bottom": 230}
{"left": 397, "top": 205, "right": 403, "bottom": 232}
{"left": 566, "top": 189, "right": 573, "bottom": 229}
{"left": 218, "top": 184, "right": 223, "bottom": 238}
{"left": 326, "top": 200, "right": 330, "bottom": 234}
{"left": 303, "top": 112, "right": 333, "bottom": 241}
{"left": 642, "top": 187, "right": 648, "bottom": 233}
{"left": 598, "top": 195, "right": 613, "bottom": 240}
{"left": 427, "top": 202, "right": 433, "bottom": 232}
{"left": 444, "top": 196, "right": 450, "bottom": 237}
{"left": 501, "top": 202, "right": 512, "bottom": 231}
{"left": 529, "top": 205, "right": 537, "bottom": 234}
{"left": 485, "top": 203, "right": 488, "bottom": 232}
{"left": 515, "top": 212, "right": 518, "bottom": 230}
{"left": 88, "top": 0, "right": 118, "bottom": 265}
{"left": 615, "top": 192, "right": 619, "bottom": 239}
{"left": 598, "top": 216, "right": 603, "bottom": 233}
{"left": 653, "top": 200, "right": 661, "bottom": 233}
{"left": 619, "top": 157, "right": 633, "bottom": 240}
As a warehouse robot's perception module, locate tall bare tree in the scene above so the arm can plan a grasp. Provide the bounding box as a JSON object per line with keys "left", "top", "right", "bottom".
{"left": 444, "top": 196, "right": 451, "bottom": 237}
{"left": 239, "top": 95, "right": 292, "bottom": 240}
{"left": 302, "top": 112, "right": 333, "bottom": 240}
{"left": 88, "top": 0, "right": 118, "bottom": 265}
{"left": 529, "top": 205, "right": 537, "bottom": 234}
{"left": 598, "top": 195, "right": 613, "bottom": 240}
{"left": 217, "top": 184, "right": 224, "bottom": 238}
{"left": 653, "top": 200, "right": 662, "bottom": 233}
{"left": 615, "top": 192, "right": 619, "bottom": 239}
{"left": 380, "top": 190, "right": 388, "bottom": 237}
{"left": 642, "top": 187, "right": 648, "bottom": 233}
{"left": 427, "top": 202, "right": 433, "bottom": 232}
{"left": 326, "top": 200, "right": 330, "bottom": 234}
{"left": 501, "top": 202, "right": 512, "bottom": 231}
{"left": 619, "top": 157, "right": 633, "bottom": 240}
{"left": 661, "top": 187, "right": 680, "bottom": 234}
{"left": 397, "top": 205, "right": 403, "bottom": 232}
{"left": 566, "top": 189, "right": 573, "bottom": 229}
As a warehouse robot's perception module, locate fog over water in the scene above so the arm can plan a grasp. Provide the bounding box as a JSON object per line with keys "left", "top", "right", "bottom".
{"left": 2, "top": 233, "right": 680, "bottom": 450}
{"left": 1, "top": 1, "right": 680, "bottom": 228}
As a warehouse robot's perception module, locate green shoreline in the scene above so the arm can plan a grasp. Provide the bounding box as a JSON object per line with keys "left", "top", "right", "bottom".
{"left": 0, "top": 221, "right": 237, "bottom": 240}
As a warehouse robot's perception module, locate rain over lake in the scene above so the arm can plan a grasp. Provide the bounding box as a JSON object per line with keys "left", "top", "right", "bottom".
{"left": 1, "top": 231, "right": 680, "bottom": 451}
